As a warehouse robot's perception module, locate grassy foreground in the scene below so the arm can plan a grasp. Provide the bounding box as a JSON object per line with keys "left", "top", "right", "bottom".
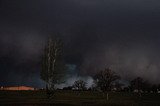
{"left": 0, "top": 90, "right": 160, "bottom": 106}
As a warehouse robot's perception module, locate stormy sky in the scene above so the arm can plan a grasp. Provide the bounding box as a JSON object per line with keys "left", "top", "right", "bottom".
{"left": 0, "top": 0, "right": 160, "bottom": 87}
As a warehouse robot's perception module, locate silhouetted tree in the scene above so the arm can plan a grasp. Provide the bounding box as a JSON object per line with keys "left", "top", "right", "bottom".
{"left": 158, "top": 84, "right": 160, "bottom": 90}
{"left": 130, "top": 77, "right": 143, "bottom": 92}
{"left": 123, "top": 87, "right": 130, "bottom": 92}
{"left": 150, "top": 84, "right": 160, "bottom": 93}
{"left": 73, "top": 80, "right": 87, "bottom": 90}
{"left": 151, "top": 84, "right": 158, "bottom": 93}
{"left": 41, "top": 37, "right": 66, "bottom": 98}
{"left": 94, "top": 68, "right": 120, "bottom": 100}
{"left": 113, "top": 81, "right": 124, "bottom": 91}
{"left": 130, "top": 77, "right": 144, "bottom": 97}
{"left": 142, "top": 81, "right": 152, "bottom": 92}
{"left": 63, "top": 86, "right": 73, "bottom": 90}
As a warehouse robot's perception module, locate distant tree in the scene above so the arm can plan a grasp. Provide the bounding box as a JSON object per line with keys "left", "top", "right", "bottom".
{"left": 41, "top": 37, "right": 66, "bottom": 98}
{"left": 113, "top": 81, "right": 124, "bottom": 91}
{"left": 130, "top": 77, "right": 144, "bottom": 97}
{"left": 73, "top": 80, "right": 87, "bottom": 90}
{"left": 130, "top": 77, "right": 143, "bottom": 92}
{"left": 151, "top": 84, "right": 160, "bottom": 93}
{"left": 63, "top": 86, "right": 73, "bottom": 90}
{"left": 93, "top": 68, "right": 120, "bottom": 100}
{"left": 90, "top": 83, "right": 98, "bottom": 91}
{"left": 123, "top": 87, "right": 130, "bottom": 92}
{"left": 151, "top": 84, "right": 158, "bottom": 93}
{"left": 158, "top": 84, "right": 160, "bottom": 90}
{"left": 94, "top": 68, "right": 120, "bottom": 92}
{"left": 142, "top": 80, "right": 152, "bottom": 92}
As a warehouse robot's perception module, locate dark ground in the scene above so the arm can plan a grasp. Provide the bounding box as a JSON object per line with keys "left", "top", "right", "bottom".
{"left": 0, "top": 90, "right": 160, "bottom": 106}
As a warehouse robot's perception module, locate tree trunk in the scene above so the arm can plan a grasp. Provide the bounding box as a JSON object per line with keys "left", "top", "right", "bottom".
{"left": 102, "top": 92, "right": 105, "bottom": 97}
{"left": 106, "top": 93, "right": 109, "bottom": 101}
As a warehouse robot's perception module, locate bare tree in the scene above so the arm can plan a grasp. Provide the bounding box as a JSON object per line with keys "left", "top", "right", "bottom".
{"left": 130, "top": 77, "right": 143, "bottom": 92}
{"left": 73, "top": 80, "right": 87, "bottom": 90}
{"left": 130, "top": 77, "right": 144, "bottom": 97}
{"left": 41, "top": 37, "right": 66, "bottom": 98}
{"left": 94, "top": 68, "right": 120, "bottom": 100}
{"left": 113, "top": 81, "right": 124, "bottom": 91}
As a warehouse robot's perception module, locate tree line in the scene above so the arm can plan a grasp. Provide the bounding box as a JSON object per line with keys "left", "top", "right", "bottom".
{"left": 40, "top": 37, "right": 160, "bottom": 99}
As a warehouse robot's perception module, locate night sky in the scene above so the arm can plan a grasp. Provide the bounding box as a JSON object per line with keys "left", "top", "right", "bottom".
{"left": 1, "top": 0, "right": 160, "bottom": 88}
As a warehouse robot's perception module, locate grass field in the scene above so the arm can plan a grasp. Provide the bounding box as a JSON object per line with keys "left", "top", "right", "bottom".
{"left": 0, "top": 90, "right": 160, "bottom": 106}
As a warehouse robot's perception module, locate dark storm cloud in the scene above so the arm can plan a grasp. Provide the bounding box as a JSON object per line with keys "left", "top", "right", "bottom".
{"left": 0, "top": 0, "right": 160, "bottom": 87}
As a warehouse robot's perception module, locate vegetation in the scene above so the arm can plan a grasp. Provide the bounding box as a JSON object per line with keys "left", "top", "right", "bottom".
{"left": 93, "top": 68, "right": 120, "bottom": 100}
{"left": 38, "top": 37, "right": 160, "bottom": 105}
{"left": 130, "top": 77, "right": 144, "bottom": 92}
{"left": 41, "top": 37, "right": 66, "bottom": 98}
{"left": 94, "top": 68, "right": 120, "bottom": 92}
{"left": 73, "top": 80, "right": 87, "bottom": 90}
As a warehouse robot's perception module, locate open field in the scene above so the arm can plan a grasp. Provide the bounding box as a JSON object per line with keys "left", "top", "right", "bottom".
{"left": 0, "top": 90, "right": 160, "bottom": 106}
